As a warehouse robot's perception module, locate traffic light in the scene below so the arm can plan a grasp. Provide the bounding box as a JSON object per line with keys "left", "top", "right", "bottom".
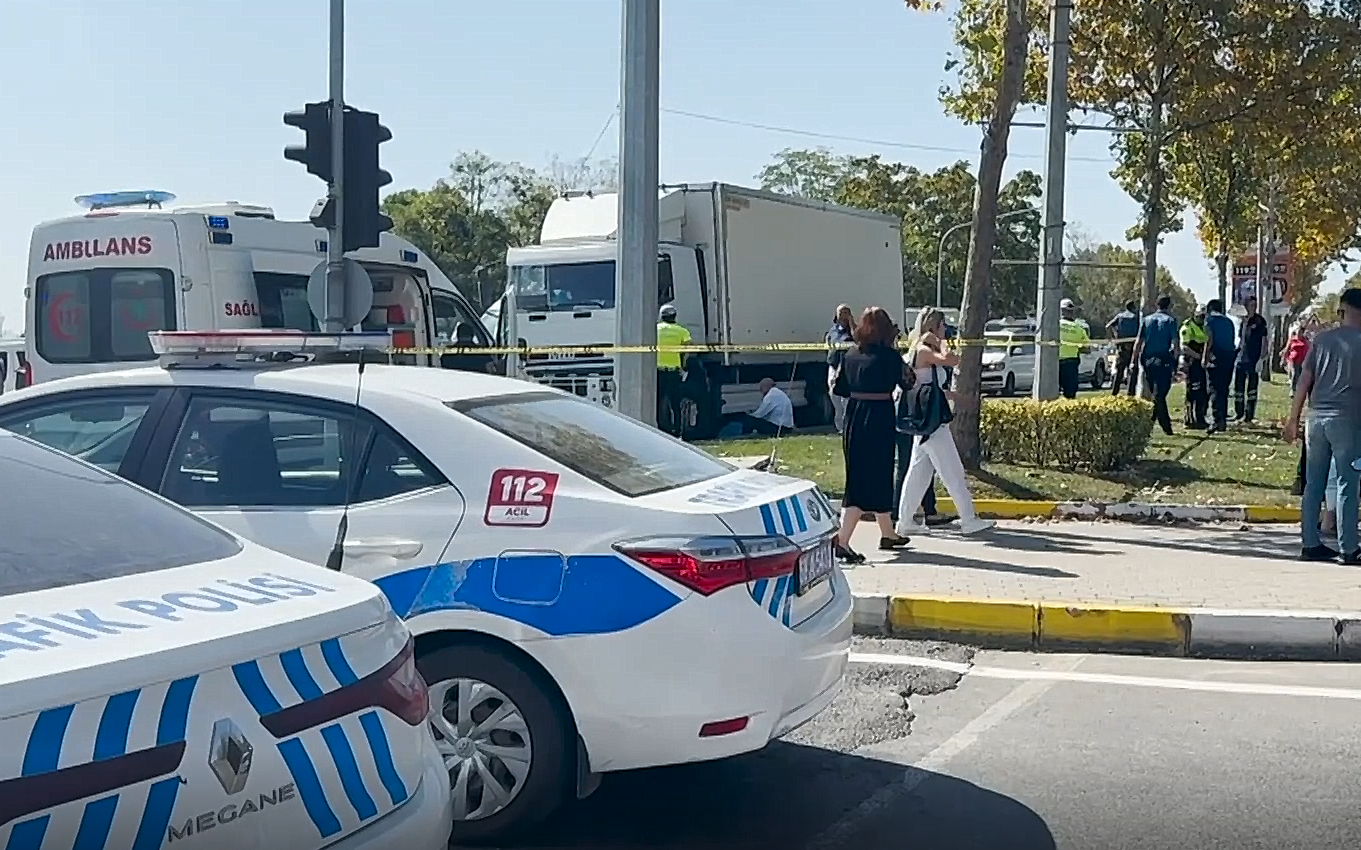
{"left": 340, "top": 108, "right": 393, "bottom": 252}
{"left": 283, "top": 103, "right": 393, "bottom": 252}
{"left": 283, "top": 102, "right": 332, "bottom": 181}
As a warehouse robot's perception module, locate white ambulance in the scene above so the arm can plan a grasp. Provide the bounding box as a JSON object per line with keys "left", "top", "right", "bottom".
{"left": 24, "top": 191, "right": 494, "bottom": 384}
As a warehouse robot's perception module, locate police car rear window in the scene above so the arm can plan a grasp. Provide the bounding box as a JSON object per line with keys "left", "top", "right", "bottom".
{"left": 0, "top": 433, "right": 242, "bottom": 597}
{"left": 452, "top": 393, "right": 732, "bottom": 498}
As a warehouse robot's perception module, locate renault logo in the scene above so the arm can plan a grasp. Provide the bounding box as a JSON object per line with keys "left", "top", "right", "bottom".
{"left": 806, "top": 497, "right": 822, "bottom": 522}
{"left": 208, "top": 718, "right": 253, "bottom": 795}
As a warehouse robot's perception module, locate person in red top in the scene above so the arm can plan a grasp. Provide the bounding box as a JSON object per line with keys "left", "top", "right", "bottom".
{"left": 1282, "top": 323, "right": 1310, "bottom": 396}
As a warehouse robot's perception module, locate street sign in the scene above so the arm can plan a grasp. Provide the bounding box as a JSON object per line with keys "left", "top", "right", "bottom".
{"left": 1231, "top": 248, "right": 1292, "bottom": 317}
{"left": 307, "top": 258, "right": 374, "bottom": 329}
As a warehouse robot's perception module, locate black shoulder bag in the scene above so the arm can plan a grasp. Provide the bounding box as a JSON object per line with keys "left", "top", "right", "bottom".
{"left": 896, "top": 362, "right": 952, "bottom": 438}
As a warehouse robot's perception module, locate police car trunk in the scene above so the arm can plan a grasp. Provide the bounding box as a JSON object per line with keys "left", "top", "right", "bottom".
{"left": 0, "top": 483, "right": 432, "bottom": 850}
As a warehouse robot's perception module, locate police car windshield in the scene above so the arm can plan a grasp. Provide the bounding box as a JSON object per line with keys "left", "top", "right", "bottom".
{"left": 452, "top": 392, "right": 732, "bottom": 498}
{"left": 0, "top": 433, "right": 242, "bottom": 596}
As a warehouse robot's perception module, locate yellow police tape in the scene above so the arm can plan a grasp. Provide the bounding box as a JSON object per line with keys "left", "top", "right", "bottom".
{"left": 384, "top": 336, "right": 1139, "bottom": 357}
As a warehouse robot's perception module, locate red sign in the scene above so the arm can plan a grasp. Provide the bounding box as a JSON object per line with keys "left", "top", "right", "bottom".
{"left": 43, "top": 236, "right": 153, "bottom": 262}
{"left": 484, "top": 468, "right": 559, "bottom": 527}
{"left": 46, "top": 291, "right": 84, "bottom": 342}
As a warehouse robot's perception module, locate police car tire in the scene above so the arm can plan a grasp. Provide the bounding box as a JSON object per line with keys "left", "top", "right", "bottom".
{"left": 419, "top": 643, "right": 573, "bottom": 844}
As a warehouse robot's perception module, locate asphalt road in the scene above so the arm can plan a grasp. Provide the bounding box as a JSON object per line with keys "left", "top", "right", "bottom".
{"left": 483, "top": 638, "right": 1361, "bottom": 850}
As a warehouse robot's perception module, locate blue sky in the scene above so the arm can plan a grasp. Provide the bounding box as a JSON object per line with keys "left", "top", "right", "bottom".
{"left": 0, "top": 0, "right": 1347, "bottom": 334}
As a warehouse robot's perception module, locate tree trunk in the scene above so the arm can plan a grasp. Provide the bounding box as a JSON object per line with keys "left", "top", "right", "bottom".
{"left": 1139, "top": 97, "right": 1167, "bottom": 312}
{"left": 954, "top": 0, "right": 1029, "bottom": 470}
{"left": 1214, "top": 247, "right": 1230, "bottom": 307}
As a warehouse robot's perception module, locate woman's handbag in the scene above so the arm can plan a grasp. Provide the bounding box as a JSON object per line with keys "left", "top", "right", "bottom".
{"left": 897, "top": 364, "right": 952, "bottom": 438}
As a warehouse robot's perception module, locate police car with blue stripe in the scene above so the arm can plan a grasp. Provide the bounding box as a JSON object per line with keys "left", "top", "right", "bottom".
{"left": 0, "top": 330, "right": 853, "bottom": 843}
{"left": 0, "top": 426, "right": 451, "bottom": 849}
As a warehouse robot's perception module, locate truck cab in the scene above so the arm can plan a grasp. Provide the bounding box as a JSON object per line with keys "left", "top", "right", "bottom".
{"left": 24, "top": 191, "right": 493, "bottom": 384}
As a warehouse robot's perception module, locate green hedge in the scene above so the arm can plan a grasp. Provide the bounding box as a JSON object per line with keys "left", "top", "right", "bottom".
{"left": 979, "top": 396, "right": 1154, "bottom": 471}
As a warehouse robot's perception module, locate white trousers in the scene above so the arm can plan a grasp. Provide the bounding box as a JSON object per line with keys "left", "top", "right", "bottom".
{"left": 897, "top": 424, "right": 978, "bottom": 522}
{"left": 828, "top": 366, "right": 847, "bottom": 432}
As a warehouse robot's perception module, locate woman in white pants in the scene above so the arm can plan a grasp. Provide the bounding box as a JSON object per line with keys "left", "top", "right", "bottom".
{"left": 895, "top": 309, "right": 995, "bottom": 536}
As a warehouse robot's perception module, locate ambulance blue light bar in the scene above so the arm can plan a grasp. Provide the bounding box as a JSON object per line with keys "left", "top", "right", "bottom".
{"left": 75, "top": 190, "right": 176, "bottom": 210}
{"left": 149, "top": 330, "right": 393, "bottom": 357}
{"left": 206, "top": 215, "right": 230, "bottom": 229}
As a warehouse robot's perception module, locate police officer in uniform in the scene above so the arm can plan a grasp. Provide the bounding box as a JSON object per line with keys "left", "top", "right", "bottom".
{"left": 1203, "top": 298, "right": 1237, "bottom": 434}
{"left": 656, "top": 304, "right": 691, "bottom": 437}
{"left": 1106, "top": 300, "right": 1141, "bottom": 396}
{"left": 1058, "top": 298, "right": 1088, "bottom": 399}
{"left": 1180, "top": 307, "right": 1209, "bottom": 429}
{"left": 1133, "top": 294, "right": 1178, "bottom": 435}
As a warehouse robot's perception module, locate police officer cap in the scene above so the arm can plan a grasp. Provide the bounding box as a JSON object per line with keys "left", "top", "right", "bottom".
{"left": 659, "top": 304, "right": 677, "bottom": 320}
{"left": 1060, "top": 298, "right": 1075, "bottom": 309}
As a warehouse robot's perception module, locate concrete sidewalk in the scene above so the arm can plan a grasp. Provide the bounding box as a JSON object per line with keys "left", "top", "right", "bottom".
{"left": 845, "top": 520, "right": 1361, "bottom": 660}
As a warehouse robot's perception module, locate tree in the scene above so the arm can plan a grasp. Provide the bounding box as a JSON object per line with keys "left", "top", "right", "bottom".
{"left": 382, "top": 151, "right": 620, "bottom": 312}
{"left": 944, "top": 0, "right": 1030, "bottom": 468}
{"left": 757, "top": 148, "right": 853, "bottom": 200}
{"left": 1063, "top": 229, "right": 1197, "bottom": 324}
{"left": 942, "top": 0, "right": 1360, "bottom": 313}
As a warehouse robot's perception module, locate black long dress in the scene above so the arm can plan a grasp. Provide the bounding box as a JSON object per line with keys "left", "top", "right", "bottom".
{"left": 836, "top": 343, "right": 907, "bottom": 513}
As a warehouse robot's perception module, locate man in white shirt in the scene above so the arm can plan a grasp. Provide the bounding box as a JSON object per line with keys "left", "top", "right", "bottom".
{"left": 740, "top": 378, "right": 795, "bottom": 435}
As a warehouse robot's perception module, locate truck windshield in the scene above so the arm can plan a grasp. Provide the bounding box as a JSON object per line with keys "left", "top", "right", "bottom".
{"left": 510, "top": 261, "right": 616, "bottom": 312}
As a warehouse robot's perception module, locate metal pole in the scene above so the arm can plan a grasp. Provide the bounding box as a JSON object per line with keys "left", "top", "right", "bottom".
{"left": 615, "top": 0, "right": 661, "bottom": 425}
{"left": 1258, "top": 181, "right": 1280, "bottom": 383}
{"left": 1032, "top": 0, "right": 1072, "bottom": 401}
{"left": 324, "top": 0, "right": 346, "bottom": 333}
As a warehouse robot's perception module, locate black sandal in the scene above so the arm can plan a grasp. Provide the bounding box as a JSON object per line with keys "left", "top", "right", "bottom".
{"left": 878, "top": 535, "right": 911, "bottom": 550}
{"left": 835, "top": 544, "right": 866, "bottom": 564}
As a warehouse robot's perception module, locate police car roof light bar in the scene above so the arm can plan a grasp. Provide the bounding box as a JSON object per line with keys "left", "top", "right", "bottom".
{"left": 149, "top": 330, "right": 393, "bottom": 356}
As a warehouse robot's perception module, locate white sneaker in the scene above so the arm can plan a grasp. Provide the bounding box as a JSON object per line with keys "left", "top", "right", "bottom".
{"left": 895, "top": 518, "right": 928, "bottom": 536}
{"left": 959, "top": 518, "right": 996, "bottom": 535}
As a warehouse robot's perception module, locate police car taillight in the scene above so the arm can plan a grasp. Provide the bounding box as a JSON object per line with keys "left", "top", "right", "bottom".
{"left": 614, "top": 535, "right": 800, "bottom": 596}
{"left": 378, "top": 639, "right": 430, "bottom": 726}
{"left": 260, "top": 638, "right": 428, "bottom": 738}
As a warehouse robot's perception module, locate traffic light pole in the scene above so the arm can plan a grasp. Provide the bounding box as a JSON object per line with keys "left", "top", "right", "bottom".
{"left": 324, "top": 0, "right": 346, "bottom": 333}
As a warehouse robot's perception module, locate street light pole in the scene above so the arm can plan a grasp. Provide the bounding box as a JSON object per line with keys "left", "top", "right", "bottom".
{"left": 935, "top": 208, "right": 1036, "bottom": 307}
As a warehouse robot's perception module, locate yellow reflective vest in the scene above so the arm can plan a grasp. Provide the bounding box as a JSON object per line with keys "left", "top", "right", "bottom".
{"left": 656, "top": 321, "right": 691, "bottom": 370}
{"left": 1058, "top": 318, "right": 1088, "bottom": 360}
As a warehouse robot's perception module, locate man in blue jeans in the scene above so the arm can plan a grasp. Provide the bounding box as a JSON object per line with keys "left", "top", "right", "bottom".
{"left": 1284, "top": 287, "right": 1361, "bottom": 563}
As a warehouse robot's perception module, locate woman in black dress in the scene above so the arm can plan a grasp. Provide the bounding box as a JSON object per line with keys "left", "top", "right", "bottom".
{"left": 833, "top": 306, "right": 912, "bottom": 562}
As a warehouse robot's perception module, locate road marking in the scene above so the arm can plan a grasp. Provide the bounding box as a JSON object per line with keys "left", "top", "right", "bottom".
{"left": 850, "top": 651, "right": 1361, "bottom": 700}
{"left": 805, "top": 654, "right": 1083, "bottom": 850}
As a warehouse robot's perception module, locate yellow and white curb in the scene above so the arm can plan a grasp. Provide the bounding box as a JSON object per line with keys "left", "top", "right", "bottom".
{"left": 852, "top": 593, "right": 1361, "bottom": 661}
{"left": 831, "top": 498, "right": 1301, "bottom": 524}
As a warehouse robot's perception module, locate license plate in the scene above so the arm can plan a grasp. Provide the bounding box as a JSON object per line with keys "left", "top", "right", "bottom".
{"left": 796, "top": 539, "right": 835, "bottom": 595}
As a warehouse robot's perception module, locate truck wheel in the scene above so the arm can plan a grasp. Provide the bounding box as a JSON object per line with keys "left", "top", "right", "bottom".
{"left": 1001, "top": 373, "right": 1016, "bottom": 397}
{"left": 418, "top": 644, "right": 574, "bottom": 845}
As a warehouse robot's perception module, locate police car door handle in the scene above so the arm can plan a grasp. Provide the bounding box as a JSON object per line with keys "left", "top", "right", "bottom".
{"left": 342, "top": 538, "right": 424, "bottom": 560}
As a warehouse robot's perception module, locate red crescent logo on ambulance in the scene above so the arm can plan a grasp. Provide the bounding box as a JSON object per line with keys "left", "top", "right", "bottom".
{"left": 46, "top": 292, "right": 81, "bottom": 343}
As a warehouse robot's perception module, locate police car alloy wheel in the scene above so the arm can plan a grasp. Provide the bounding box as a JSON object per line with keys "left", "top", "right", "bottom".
{"left": 418, "top": 644, "right": 573, "bottom": 843}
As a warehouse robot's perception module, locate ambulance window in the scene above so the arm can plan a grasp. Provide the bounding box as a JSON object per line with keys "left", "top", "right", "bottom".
{"left": 34, "top": 272, "right": 92, "bottom": 362}
{"left": 110, "top": 270, "right": 174, "bottom": 358}
{"left": 34, "top": 268, "right": 174, "bottom": 363}
{"left": 454, "top": 392, "right": 732, "bottom": 498}
{"left": 0, "top": 432, "right": 242, "bottom": 596}
{"left": 255, "top": 272, "right": 319, "bottom": 331}
{"left": 433, "top": 292, "right": 487, "bottom": 344}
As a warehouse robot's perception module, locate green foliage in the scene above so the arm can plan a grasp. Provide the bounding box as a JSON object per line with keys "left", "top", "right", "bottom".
{"left": 1063, "top": 230, "right": 1198, "bottom": 320}
{"left": 381, "top": 152, "right": 616, "bottom": 312}
{"left": 980, "top": 395, "right": 1155, "bottom": 471}
{"left": 757, "top": 149, "right": 1043, "bottom": 314}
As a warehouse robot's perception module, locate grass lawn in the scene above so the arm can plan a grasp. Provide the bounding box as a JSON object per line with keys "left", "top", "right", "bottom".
{"left": 701, "top": 378, "right": 1302, "bottom": 507}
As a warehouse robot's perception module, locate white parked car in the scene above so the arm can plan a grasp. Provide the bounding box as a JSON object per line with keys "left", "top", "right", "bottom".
{"left": 0, "top": 330, "right": 853, "bottom": 843}
{"left": 0, "top": 429, "right": 451, "bottom": 850}
{"left": 979, "top": 332, "right": 1035, "bottom": 396}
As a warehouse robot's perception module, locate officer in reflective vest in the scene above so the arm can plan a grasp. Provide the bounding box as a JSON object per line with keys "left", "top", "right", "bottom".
{"left": 656, "top": 304, "right": 692, "bottom": 437}
{"left": 1180, "top": 307, "right": 1209, "bottom": 429}
{"left": 1058, "top": 299, "right": 1089, "bottom": 399}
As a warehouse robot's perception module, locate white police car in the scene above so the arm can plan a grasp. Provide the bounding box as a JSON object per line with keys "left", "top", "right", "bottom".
{"left": 0, "top": 428, "right": 452, "bottom": 849}
{"left": 0, "top": 330, "right": 853, "bottom": 843}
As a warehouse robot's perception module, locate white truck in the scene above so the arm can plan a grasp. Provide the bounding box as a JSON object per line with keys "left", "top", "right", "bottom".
{"left": 24, "top": 190, "right": 495, "bottom": 383}
{"left": 496, "top": 183, "right": 904, "bottom": 438}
